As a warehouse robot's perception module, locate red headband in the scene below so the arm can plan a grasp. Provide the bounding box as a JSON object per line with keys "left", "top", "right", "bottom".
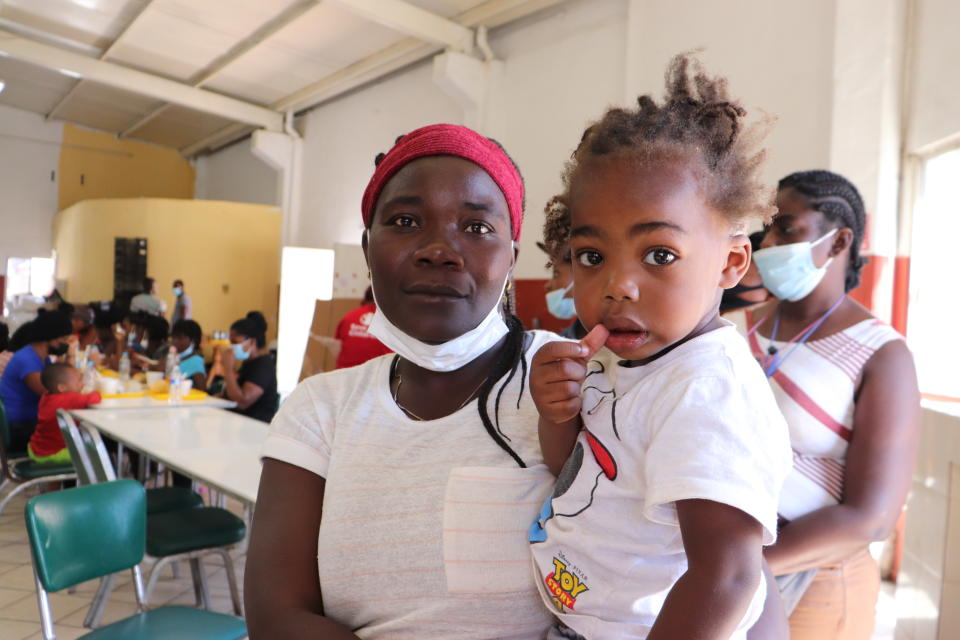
{"left": 361, "top": 124, "right": 524, "bottom": 241}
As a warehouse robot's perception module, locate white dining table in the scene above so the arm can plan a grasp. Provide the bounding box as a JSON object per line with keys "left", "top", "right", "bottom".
{"left": 71, "top": 407, "right": 266, "bottom": 505}
{"left": 93, "top": 395, "right": 237, "bottom": 410}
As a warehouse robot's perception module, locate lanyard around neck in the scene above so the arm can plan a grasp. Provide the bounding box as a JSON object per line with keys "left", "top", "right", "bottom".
{"left": 747, "top": 295, "right": 846, "bottom": 377}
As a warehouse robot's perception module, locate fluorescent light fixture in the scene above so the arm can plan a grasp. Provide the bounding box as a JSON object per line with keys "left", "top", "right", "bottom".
{"left": 277, "top": 247, "right": 334, "bottom": 397}
{"left": 57, "top": 68, "right": 82, "bottom": 79}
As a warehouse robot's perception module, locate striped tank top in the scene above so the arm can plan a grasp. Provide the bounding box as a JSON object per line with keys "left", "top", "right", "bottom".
{"left": 728, "top": 309, "right": 903, "bottom": 521}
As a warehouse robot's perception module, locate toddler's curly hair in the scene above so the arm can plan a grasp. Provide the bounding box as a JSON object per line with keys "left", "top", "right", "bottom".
{"left": 543, "top": 52, "right": 774, "bottom": 260}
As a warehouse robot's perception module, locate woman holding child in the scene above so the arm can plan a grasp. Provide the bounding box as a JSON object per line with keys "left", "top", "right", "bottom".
{"left": 246, "top": 57, "right": 790, "bottom": 640}
{"left": 730, "top": 170, "right": 921, "bottom": 639}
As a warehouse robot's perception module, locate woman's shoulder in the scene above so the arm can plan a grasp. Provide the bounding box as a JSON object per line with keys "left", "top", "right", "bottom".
{"left": 297, "top": 353, "right": 391, "bottom": 398}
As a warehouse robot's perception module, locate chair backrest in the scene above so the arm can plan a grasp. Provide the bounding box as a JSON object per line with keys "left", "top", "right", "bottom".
{"left": 56, "top": 410, "right": 97, "bottom": 486}
{"left": 72, "top": 418, "right": 118, "bottom": 483}
{"left": 25, "top": 479, "right": 146, "bottom": 592}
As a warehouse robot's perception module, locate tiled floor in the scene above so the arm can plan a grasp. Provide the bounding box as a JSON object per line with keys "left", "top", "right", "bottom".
{"left": 0, "top": 484, "right": 902, "bottom": 639}
{"left": 0, "top": 485, "right": 247, "bottom": 640}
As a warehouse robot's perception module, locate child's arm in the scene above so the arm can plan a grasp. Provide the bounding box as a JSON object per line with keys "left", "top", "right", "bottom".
{"left": 530, "top": 326, "right": 608, "bottom": 476}
{"left": 648, "top": 499, "right": 763, "bottom": 640}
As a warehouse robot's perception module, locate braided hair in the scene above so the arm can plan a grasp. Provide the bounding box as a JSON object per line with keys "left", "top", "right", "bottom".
{"left": 543, "top": 52, "right": 774, "bottom": 260}
{"left": 777, "top": 170, "right": 868, "bottom": 292}
{"left": 372, "top": 133, "right": 530, "bottom": 468}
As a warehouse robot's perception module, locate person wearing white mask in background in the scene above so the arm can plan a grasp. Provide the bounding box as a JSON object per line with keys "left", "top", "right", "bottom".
{"left": 170, "top": 279, "right": 192, "bottom": 325}
{"left": 218, "top": 310, "right": 276, "bottom": 423}
{"left": 728, "top": 170, "right": 920, "bottom": 640}
{"left": 244, "top": 124, "right": 561, "bottom": 640}
{"left": 538, "top": 199, "right": 587, "bottom": 340}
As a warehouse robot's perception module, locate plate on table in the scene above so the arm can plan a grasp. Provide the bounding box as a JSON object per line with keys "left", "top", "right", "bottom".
{"left": 101, "top": 391, "right": 147, "bottom": 399}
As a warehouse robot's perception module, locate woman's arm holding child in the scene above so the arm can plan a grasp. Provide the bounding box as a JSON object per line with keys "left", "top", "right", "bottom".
{"left": 648, "top": 499, "right": 764, "bottom": 640}
{"left": 531, "top": 326, "right": 608, "bottom": 475}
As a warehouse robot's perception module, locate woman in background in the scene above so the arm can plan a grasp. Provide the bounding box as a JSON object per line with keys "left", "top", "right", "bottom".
{"left": 0, "top": 311, "right": 73, "bottom": 452}
{"left": 730, "top": 170, "right": 920, "bottom": 639}
{"left": 218, "top": 311, "right": 277, "bottom": 422}
{"left": 169, "top": 319, "right": 207, "bottom": 392}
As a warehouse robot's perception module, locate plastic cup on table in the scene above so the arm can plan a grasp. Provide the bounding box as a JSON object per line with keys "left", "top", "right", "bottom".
{"left": 98, "top": 378, "right": 119, "bottom": 395}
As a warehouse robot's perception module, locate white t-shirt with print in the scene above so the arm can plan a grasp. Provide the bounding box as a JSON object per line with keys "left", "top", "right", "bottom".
{"left": 529, "top": 322, "right": 792, "bottom": 640}
{"left": 263, "top": 330, "right": 561, "bottom": 640}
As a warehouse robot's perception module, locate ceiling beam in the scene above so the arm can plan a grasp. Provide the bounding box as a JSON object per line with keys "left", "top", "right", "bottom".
{"left": 0, "top": 29, "right": 283, "bottom": 131}
{"left": 46, "top": 0, "right": 155, "bottom": 121}
{"left": 121, "top": 0, "right": 319, "bottom": 138}
{"left": 181, "top": 0, "right": 571, "bottom": 156}
{"left": 330, "top": 0, "right": 473, "bottom": 50}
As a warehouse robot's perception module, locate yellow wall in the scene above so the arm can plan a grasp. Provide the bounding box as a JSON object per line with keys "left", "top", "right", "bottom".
{"left": 58, "top": 125, "right": 195, "bottom": 211}
{"left": 53, "top": 198, "right": 280, "bottom": 339}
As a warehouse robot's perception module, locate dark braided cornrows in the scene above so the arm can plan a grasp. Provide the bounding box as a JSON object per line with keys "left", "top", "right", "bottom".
{"left": 372, "top": 131, "right": 530, "bottom": 468}
{"left": 778, "top": 170, "right": 868, "bottom": 292}
{"left": 543, "top": 53, "right": 773, "bottom": 259}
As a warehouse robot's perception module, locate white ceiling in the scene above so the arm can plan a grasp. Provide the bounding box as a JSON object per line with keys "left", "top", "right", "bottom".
{"left": 0, "top": 0, "right": 566, "bottom": 155}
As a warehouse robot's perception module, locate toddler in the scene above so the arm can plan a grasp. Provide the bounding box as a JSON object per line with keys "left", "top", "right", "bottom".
{"left": 27, "top": 362, "right": 101, "bottom": 465}
{"left": 529, "top": 54, "right": 792, "bottom": 640}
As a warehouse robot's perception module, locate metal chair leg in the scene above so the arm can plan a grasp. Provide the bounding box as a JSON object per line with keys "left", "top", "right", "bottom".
{"left": 143, "top": 556, "right": 177, "bottom": 606}
{"left": 219, "top": 550, "right": 243, "bottom": 616}
{"left": 189, "top": 557, "right": 211, "bottom": 610}
{"left": 0, "top": 474, "right": 75, "bottom": 515}
{"left": 83, "top": 573, "right": 115, "bottom": 628}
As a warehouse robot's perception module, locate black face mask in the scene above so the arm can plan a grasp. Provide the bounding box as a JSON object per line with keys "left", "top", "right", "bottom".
{"left": 48, "top": 342, "right": 69, "bottom": 356}
{"left": 725, "top": 283, "right": 765, "bottom": 295}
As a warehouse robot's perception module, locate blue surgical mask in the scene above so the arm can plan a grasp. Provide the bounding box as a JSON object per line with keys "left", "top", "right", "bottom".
{"left": 753, "top": 228, "right": 837, "bottom": 302}
{"left": 173, "top": 287, "right": 183, "bottom": 297}
{"left": 232, "top": 342, "right": 251, "bottom": 361}
{"left": 546, "top": 283, "right": 577, "bottom": 319}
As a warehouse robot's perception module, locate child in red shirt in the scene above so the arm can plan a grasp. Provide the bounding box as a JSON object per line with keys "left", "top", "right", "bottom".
{"left": 27, "top": 362, "right": 101, "bottom": 465}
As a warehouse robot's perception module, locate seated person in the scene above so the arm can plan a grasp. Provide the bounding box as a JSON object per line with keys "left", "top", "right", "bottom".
{"left": 27, "top": 362, "right": 102, "bottom": 465}
{"left": 169, "top": 319, "right": 206, "bottom": 392}
{"left": 71, "top": 306, "right": 98, "bottom": 350}
{"left": 133, "top": 315, "right": 170, "bottom": 370}
{"left": 215, "top": 311, "right": 277, "bottom": 423}
{"left": 0, "top": 312, "right": 73, "bottom": 452}
{"left": 0, "top": 322, "right": 10, "bottom": 379}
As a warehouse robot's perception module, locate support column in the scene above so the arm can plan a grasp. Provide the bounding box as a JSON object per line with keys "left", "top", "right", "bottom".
{"left": 252, "top": 118, "right": 314, "bottom": 397}
{"left": 829, "top": 0, "right": 905, "bottom": 324}
{"left": 432, "top": 42, "right": 504, "bottom": 139}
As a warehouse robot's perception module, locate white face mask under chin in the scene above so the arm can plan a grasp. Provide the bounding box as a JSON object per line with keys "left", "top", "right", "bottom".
{"left": 367, "top": 276, "right": 511, "bottom": 373}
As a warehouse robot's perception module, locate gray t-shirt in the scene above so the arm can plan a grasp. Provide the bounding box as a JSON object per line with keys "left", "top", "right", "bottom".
{"left": 171, "top": 293, "right": 192, "bottom": 324}
{"left": 130, "top": 293, "right": 166, "bottom": 316}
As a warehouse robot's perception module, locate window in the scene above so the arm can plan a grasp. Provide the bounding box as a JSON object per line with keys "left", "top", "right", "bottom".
{"left": 907, "top": 147, "right": 960, "bottom": 398}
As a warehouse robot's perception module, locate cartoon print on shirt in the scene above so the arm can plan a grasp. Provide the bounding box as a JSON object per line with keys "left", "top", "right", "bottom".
{"left": 529, "top": 358, "right": 619, "bottom": 544}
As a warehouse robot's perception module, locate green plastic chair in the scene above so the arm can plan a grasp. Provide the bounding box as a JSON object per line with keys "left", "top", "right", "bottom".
{"left": 0, "top": 399, "right": 76, "bottom": 515}
{"left": 56, "top": 410, "right": 204, "bottom": 514}
{"left": 25, "top": 479, "right": 247, "bottom": 640}
{"left": 59, "top": 412, "right": 246, "bottom": 616}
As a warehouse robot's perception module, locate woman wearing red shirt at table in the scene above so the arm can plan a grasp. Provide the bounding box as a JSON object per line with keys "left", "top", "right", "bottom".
{"left": 326, "top": 287, "right": 392, "bottom": 369}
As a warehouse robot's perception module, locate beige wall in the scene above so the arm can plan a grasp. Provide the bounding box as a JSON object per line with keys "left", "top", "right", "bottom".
{"left": 53, "top": 198, "right": 281, "bottom": 340}
{"left": 58, "top": 125, "right": 195, "bottom": 211}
